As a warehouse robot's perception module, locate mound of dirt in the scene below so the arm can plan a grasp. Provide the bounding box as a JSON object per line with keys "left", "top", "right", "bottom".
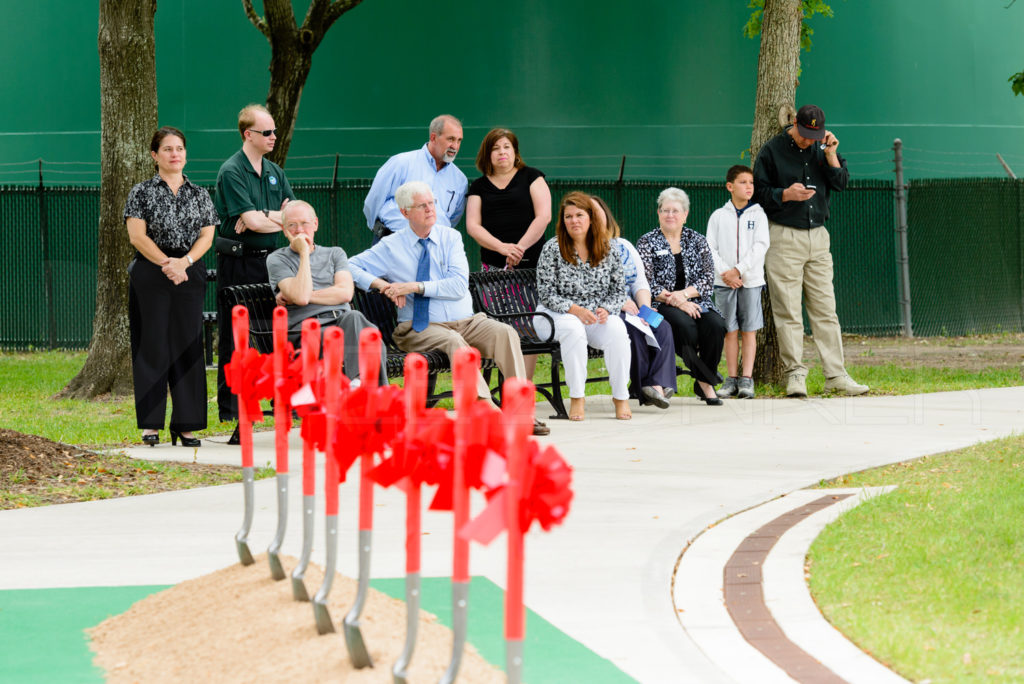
{"left": 0, "top": 428, "right": 247, "bottom": 509}
{"left": 87, "top": 554, "right": 503, "bottom": 684}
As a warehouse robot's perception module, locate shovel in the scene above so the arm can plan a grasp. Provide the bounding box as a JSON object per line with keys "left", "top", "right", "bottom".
{"left": 313, "top": 326, "right": 344, "bottom": 634}
{"left": 393, "top": 353, "right": 427, "bottom": 684}
{"left": 268, "top": 307, "right": 290, "bottom": 581}
{"left": 231, "top": 306, "right": 255, "bottom": 566}
{"left": 343, "top": 329, "right": 384, "bottom": 669}
{"left": 440, "top": 347, "right": 481, "bottom": 684}
{"left": 502, "top": 379, "right": 535, "bottom": 684}
{"left": 291, "top": 318, "right": 321, "bottom": 601}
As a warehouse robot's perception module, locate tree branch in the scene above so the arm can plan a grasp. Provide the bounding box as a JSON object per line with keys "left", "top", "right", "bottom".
{"left": 241, "top": 0, "right": 270, "bottom": 40}
{"left": 323, "top": 0, "right": 366, "bottom": 32}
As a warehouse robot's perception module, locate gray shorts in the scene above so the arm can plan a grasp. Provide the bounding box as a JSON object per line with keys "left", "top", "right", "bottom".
{"left": 714, "top": 285, "right": 764, "bottom": 332}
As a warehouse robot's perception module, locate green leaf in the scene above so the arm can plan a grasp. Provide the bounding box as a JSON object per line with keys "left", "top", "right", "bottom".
{"left": 1010, "top": 71, "right": 1024, "bottom": 96}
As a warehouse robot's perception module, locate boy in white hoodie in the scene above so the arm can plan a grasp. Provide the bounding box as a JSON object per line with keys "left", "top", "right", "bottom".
{"left": 706, "top": 165, "right": 770, "bottom": 398}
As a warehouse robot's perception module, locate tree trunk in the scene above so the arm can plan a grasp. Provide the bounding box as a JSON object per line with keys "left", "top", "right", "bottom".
{"left": 750, "top": 0, "right": 802, "bottom": 387}
{"left": 60, "top": 0, "right": 158, "bottom": 399}
{"left": 243, "top": 0, "right": 365, "bottom": 167}
{"left": 265, "top": 34, "right": 314, "bottom": 165}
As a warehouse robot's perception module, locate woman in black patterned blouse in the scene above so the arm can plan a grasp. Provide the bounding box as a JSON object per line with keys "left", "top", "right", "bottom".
{"left": 636, "top": 187, "right": 727, "bottom": 405}
{"left": 123, "top": 126, "right": 219, "bottom": 446}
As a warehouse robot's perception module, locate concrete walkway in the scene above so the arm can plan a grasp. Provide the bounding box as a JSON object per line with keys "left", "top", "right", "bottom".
{"left": 1, "top": 387, "right": 1022, "bottom": 683}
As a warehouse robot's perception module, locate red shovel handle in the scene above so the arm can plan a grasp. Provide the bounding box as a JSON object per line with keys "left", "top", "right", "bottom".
{"left": 323, "top": 327, "right": 344, "bottom": 516}
{"left": 451, "top": 347, "right": 479, "bottom": 582}
{"left": 300, "top": 318, "right": 321, "bottom": 496}
{"left": 358, "top": 328, "right": 382, "bottom": 388}
{"left": 403, "top": 354, "right": 427, "bottom": 574}
{"left": 273, "top": 307, "right": 289, "bottom": 473}
{"left": 300, "top": 318, "right": 321, "bottom": 384}
{"left": 232, "top": 305, "right": 249, "bottom": 352}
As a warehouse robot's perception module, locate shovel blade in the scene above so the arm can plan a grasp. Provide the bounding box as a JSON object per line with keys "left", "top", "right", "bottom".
{"left": 313, "top": 599, "right": 335, "bottom": 634}
{"left": 343, "top": 618, "right": 373, "bottom": 669}
{"left": 235, "top": 535, "right": 254, "bottom": 566}
{"left": 267, "top": 550, "right": 286, "bottom": 580}
{"left": 291, "top": 574, "right": 310, "bottom": 602}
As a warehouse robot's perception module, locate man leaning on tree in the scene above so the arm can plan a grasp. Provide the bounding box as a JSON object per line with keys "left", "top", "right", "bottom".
{"left": 753, "top": 104, "right": 868, "bottom": 397}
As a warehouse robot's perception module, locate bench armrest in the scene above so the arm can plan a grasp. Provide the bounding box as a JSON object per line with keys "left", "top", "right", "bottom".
{"left": 478, "top": 309, "right": 556, "bottom": 345}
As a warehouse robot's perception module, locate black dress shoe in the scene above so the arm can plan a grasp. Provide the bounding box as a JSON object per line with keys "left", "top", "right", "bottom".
{"left": 227, "top": 425, "right": 241, "bottom": 445}
{"left": 693, "top": 381, "right": 723, "bottom": 406}
{"left": 142, "top": 433, "right": 159, "bottom": 447}
{"left": 170, "top": 429, "right": 201, "bottom": 447}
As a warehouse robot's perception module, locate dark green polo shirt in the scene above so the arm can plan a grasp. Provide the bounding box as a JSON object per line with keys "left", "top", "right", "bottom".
{"left": 214, "top": 149, "right": 295, "bottom": 249}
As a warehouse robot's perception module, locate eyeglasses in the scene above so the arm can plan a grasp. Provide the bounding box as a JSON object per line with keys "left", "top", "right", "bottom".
{"left": 409, "top": 201, "right": 435, "bottom": 212}
{"left": 658, "top": 208, "right": 685, "bottom": 215}
{"left": 248, "top": 128, "right": 277, "bottom": 137}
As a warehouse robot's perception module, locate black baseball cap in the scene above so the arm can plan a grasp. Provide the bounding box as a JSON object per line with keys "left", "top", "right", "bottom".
{"left": 795, "top": 104, "right": 826, "bottom": 140}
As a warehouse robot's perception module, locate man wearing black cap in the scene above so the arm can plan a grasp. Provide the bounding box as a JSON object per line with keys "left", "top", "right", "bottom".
{"left": 752, "top": 104, "right": 868, "bottom": 397}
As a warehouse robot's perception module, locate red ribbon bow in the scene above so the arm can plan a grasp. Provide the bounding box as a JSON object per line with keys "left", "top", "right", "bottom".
{"left": 459, "top": 438, "right": 574, "bottom": 545}
{"left": 329, "top": 383, "right": 404, "bottom": 483}
{"left": 224, "top": 347, "right": 271, "bottom": 422}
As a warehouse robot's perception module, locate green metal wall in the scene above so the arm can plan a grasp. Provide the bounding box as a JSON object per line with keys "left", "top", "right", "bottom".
{"left": 1, "top": 1, "right": 1022, "bottom": 184}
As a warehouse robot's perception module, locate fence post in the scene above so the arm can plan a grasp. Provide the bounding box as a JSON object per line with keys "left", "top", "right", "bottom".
{"left": 38, "top": 160, "right": 57, "bottom": 348}
{"left": 893, "top": 139, "right": 913, "bottom": 338}
{"left": 329, "top": 153, "right": 339, "bottom": 234}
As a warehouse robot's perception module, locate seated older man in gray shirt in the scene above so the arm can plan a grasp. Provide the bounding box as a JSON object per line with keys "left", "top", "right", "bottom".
{"left": 266, "top": 200, "right": 385, "bottom": 384}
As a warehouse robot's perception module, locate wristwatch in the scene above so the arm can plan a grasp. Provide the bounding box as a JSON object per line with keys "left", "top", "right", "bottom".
{"left": 184, "top": 255, "right": 194, "bottom": 265}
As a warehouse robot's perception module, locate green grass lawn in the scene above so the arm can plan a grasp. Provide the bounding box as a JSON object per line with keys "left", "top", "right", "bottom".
{"left": 2, "top": 346, "right": 1021, "bottom": 446}
{"left": 0, "top": 351, "right": 238, "bottom": 447}
{"left": 809, "top": 434, "right": 1024, "bottom": 682}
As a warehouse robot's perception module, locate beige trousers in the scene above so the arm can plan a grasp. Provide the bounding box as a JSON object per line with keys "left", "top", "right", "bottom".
{"left": 763, "top": 222, "right": 846, "bottom": 378}
{"left": 392, "top": 312, "right": 526, "bottom": 402}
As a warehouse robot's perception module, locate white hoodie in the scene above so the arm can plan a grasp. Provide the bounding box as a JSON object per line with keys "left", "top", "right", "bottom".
{"left": 705, "top": 200, "right": 770, "bottom": 288}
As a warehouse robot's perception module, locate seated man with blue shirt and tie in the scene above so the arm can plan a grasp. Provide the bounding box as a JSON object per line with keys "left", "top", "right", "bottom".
{"left": 348, "top": 180, "right": 550, "bottom": 436}
{"left": 362, "top": 114, "right": 468, "bottom": 243}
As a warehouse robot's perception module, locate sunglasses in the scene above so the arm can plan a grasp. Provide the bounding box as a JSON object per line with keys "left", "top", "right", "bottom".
{"left": 248, "top": 128, "right": 277, "bottom": 137}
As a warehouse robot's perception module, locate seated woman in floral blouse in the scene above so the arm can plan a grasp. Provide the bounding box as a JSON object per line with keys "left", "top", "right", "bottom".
{"left": 535, "top": 192, "right": 631, "bottom": 421}
{"left": 636, "top": 187, "right": 727, "bottom": 406}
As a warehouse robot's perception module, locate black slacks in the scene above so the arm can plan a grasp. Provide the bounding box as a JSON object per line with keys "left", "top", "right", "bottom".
{"left": 216, "top": 253, "right": 269, "bottom": 422}
{"left": 128, "top": 257, "right": 207, "bottom": 431}
{"left": 660, "top": 305, "right": 727, "bottom": 386}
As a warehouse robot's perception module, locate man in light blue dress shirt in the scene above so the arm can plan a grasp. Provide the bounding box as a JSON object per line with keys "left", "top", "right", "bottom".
{"left": 362, "top": 114, "right": 468, "bottom": 242}
{"left": 349, "top": 181, "right": 549, "bottom": 436}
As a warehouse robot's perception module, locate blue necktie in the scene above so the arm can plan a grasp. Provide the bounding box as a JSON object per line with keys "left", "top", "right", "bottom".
{"left": 412, "top": 237, "right": 431, "bottom": 332}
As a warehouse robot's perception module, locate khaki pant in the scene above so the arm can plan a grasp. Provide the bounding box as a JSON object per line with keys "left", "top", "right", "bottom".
{"left": 392, "top": 312, "right": 526, "bottom": 402}
{"left": 763, "top": 222, "right": 846, "bottom": 378}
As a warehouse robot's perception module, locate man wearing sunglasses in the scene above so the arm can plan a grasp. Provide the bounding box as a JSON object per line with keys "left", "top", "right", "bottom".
{"left": 363, "top": 114, "right": 468, "bottom": 243}
{"left": 213, "top": 103, "right": 296, "bottom": 438}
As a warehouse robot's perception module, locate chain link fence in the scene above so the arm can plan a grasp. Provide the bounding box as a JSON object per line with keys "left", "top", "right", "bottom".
{"left": 1, "top": 177, "right": 1021, "bottom": 349}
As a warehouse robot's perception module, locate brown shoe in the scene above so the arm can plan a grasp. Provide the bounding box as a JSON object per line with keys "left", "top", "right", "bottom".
{"left": 532, "top": 418, "right": 550, "bottom": 436}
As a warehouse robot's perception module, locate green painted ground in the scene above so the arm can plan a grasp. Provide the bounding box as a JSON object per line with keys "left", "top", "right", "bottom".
{"left": 0, "top": 577, "right": 634, "bottom": 683}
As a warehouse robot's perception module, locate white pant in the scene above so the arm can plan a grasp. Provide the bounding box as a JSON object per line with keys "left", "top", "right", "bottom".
{"left": 535, "top": 305, "right": 631, "bottom": 400}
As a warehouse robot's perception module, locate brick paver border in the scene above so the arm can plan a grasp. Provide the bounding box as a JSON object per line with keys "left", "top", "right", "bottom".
{"left": 723, "top": 494, "right": 854, "bottom": 684}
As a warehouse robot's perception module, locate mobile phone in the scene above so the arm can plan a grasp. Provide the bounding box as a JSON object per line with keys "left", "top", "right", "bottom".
{"left": 637, "top": 305, "right": 664, "bottom": 328}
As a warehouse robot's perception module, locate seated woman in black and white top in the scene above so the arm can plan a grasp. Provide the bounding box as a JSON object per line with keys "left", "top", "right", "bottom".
{"left": 636, "top": 187, "right": 727, "bottom": 406}
{"left": 535, "top": 192, "right": 631, "bottom": 421}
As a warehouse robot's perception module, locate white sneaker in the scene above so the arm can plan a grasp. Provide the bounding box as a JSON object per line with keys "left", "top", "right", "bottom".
{"left": 824, "top": 373, "right": 869, "bottom": 396}
{"left": 785, "top": 373, "right": 808, "bottom": 398}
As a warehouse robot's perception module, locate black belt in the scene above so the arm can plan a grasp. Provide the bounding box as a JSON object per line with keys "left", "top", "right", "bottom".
{"left": 316, "top": 309, "right": 347, "bottom": 322}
